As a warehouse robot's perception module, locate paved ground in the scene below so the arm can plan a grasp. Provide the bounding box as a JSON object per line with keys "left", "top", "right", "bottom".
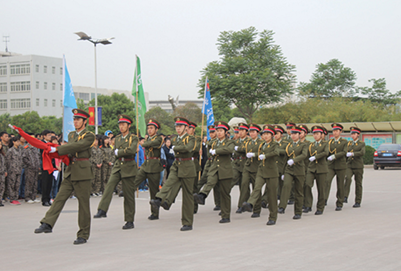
{"left": 1, "top": 167, "right": 400, "bottom": 271}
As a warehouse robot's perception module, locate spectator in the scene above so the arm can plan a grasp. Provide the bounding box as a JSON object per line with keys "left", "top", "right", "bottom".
{"left": 159, "top": 142, "right": 167, "bottom": 188}
{"left": 90, "top": 135, "right": 103, "bottom": 196}
{"left": 163, "top": 138, "right": 174, "bottom": 179}
{"left": 22, "top": 135, "right": 41, "bottom": 204}
{"left": 50, "top": 136, "right": 61, "bottom": 202}
{"left": 0, "top": 132, "right": 10, "bottom": 154}
{"left": 19, "top": 135, "right": 28, "bottom": 200}
{"left": 137, "top": 137, "right": 146, "bottom": 191}
{"left": 6, "top": 137, "right": 22, "bottom": 205}
{"left": 0, "top": 141, "right": 7, "bottom": 206}
{"left": 40, "top": 130, "right": 55, "bottom": 207}
{"left": 100, "top": 135, "right": 114, "bottom": 194}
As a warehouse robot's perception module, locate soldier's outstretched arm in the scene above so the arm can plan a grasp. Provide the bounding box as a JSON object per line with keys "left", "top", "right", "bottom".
{"left": 117, "top": 136, "right": 138, "bottom": 157}
{"left": 173, "top": 136, "right": 195, "bottom": 153}
{"left": 353, "top": 142, "right": 366, "bottom": 157}
{"left": 334, "top": 140, "right": 347, "bottom": 159}
{"left": 142, "top": 136, "right": 163, "bottom": 148}
{"left": 57, "top": 133, "right": 95, "bottom": 156}
{"left": 263, "top": 143, "right": 279, "bottom": 158}
{"left": 293, "top": 144, "right": 308, "bottom": 163}
{"left": 215, "top": 140, "right": 235, "bottom": 155}
{"left": 316, "top": 143, "right": 329, "bottom": 159}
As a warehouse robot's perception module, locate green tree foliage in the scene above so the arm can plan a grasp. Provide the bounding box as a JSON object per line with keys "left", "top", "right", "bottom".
{"left": 359, "top": 78, "right": 401, "bottom": 106}
{"left": 174, "top": 102, "right": 202, "bottom": 124}
{"left": 363, "top": 145, "right": 375, "bottom": 165}
{"left": 299, "top": 59, "right": 357, "bottom": 97}
{"left": 198, "top": 27, "right": 295, "bottom": 122}
{"left": 0, "top": 113, "right": 11, "bottom": 133}
{"left": 211, "top": 99, "right": 234, "bottom": 123}
{"left": 145, "top": 106, "right": 175, "bottom": 136}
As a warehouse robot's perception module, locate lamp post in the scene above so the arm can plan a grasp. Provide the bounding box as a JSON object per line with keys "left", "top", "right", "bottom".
{"left": 75, "top": 32, "right": 114, "bottom": 134}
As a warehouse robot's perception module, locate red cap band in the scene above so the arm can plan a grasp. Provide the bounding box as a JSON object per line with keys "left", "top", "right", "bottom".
{"left": 313, "top": 128, "right": 323, "bottom": 133}
{"left": 119, "top": 118, "right": 131, "bottom": 123}
{"left": 148, "top": 122, "right": 159, "bottom": 128}
{"left": 249, "top": 126, "right": 260, "bottom": 132}
{"left": 332, "top": 126, "right": 342, "bottom": 130}
{"left": 216, "top": 124, "right": 229, "bottom": 130}
{"left": 263, "top": 128, "right": 275, "bottom": 134}
{"left": 275, "top": 128, "right": 284, "bottom": 133}
{"left": 175, "top": 120, "right": 188, "bottom": 126}
{"left": 74, "top": 113, "right": 87, "bottom": 118}
{"left": 239, "top": 125, "right": 249, "bottom": 130}
{"left": 209, "top": 128, "right": 216, "bottom": 132}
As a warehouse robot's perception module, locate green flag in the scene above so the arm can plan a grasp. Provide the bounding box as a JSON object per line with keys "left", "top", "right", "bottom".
{"left": 132, "top": 55, "right": 147, "bottom": 136}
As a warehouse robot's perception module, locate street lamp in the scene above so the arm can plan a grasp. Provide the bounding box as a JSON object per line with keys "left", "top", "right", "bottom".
{"left": 75, "top": 31, "right": 114, "bottom": 134}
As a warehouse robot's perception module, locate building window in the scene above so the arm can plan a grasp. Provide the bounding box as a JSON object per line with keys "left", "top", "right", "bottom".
{"left": 60, "top": 100, "right": 63, "bottom": 107}
{"left": 60, "top": 83, "right": 63, "bottom": 91}
{"left": 52, "top": 66, "right": 55, "bottom": 74}
{"left": 0, "top": 83, "right": 6, "bottom": 92}
{"left": 52, "top": 99, "right": 56, "bottom": 107}
{"left": 44, "top": 66, "right": 47, "bottom": 73}
{"left": 36, "top": 81, "right": 39, "bottom": 89}
{"left": 36, "top": 98, "right": 40, "bottom": 106}
{"left": 0, "top": 99, "right": 7, "bottom": 109}
{"left": 0, "top": 65, "right": 6, "bottom": 76}
{"left": 44, "top": 99, "right": 48, "bottom": 107}
{"left": 60, "top": 67, "right": 63, "bottom": 75}
{"left": 36, "top": 65, "right": 39, "bottom": 72}
{"left": 11, "top": 98, "right": 30, "bottom": 109}
{"left": 44, "top": 82, "right": 47, "bottom": 90}
{"left": 10, "top": 81, "right": 30, "bottom": 92}
{"left": 52, "top": 83, "right": 55, "bottom": 90}
{"left": 78, "top": 92, "right": 90, "bottom": 101}
{"left": 10, "top": 64, "right": 30, "bottom": 75}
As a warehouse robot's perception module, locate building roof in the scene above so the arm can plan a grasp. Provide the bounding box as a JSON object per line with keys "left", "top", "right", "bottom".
{"left": 271, "top": 121, "right": 401, "bottom": 132}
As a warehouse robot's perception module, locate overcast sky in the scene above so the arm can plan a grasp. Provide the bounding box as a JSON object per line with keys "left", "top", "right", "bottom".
{"left": 2, "top": 0, "right": 400, "bottom": 101}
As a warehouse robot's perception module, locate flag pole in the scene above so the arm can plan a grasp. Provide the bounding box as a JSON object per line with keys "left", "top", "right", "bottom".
{"left": 135, "top": 55, "right": 140, "bottom": 197}
{"left": 198, "top": 77, "right": 208, "bottom": 180}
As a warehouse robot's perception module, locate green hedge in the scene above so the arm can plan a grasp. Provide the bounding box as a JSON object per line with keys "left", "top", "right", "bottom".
{"left": 363, "top": 145, "right": 375, "bottom": 165}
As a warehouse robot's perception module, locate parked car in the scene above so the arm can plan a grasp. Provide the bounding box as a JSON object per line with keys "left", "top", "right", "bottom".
{"left": 373, "top": 144, "right": 401, "bottom": 170}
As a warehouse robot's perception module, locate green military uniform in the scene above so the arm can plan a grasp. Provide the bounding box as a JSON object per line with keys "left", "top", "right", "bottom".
{"left": 133, "top": 119, "right": 163, "bottom": 219}
{"left": 279, "top": 126, "right": 308, "bottom": 217}
{"left": 325, "top": 123, "right": 348, "bottom": 209}
{"left": 101, "top": 145, "right": 114, "bottom": 192}
{"left": 38, "top": 109, "right": 95, "bottom": 242}
{"left": 90, "top": 145, "right": 104, "bottom": 195}
{"left": 344, "top": 127, "right": 365, "bottom": 206}
{"left": 197, "top": 121, "right": 235, "bottom": 222}
{"left": 304, "top": 126, "right": 329, "bottom": 213}
{"left": 96, "top": 115, "right": 139, "bottom": 226}
{"left": 153, "top": 117, "right": 196, "bottom": 229}
{"left": 191, "top": 125, "right": 202, "bottom": 213}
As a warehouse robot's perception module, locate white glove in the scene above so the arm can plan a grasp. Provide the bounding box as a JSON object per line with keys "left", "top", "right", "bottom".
{"left": 281, "top": 175, "right": 284, "bottom": 181}
{"left": 171, "top": 145, "right": 175, "bottom": 150}
{"left": 209, "top": 149, "right": 213, "bottom": 154}
{"left": 114, "top": 149, "right": 118, "bottom": 156}
{"left": 169, "top": 149, "right": 174, "bottom": 154}
{"left": 259, "top": 154, "right": 266, "bottom": 160}
{"left": 309, "top": 156, "right": 316, "bottom": 162}
{"left": 287, "top": 159, "right": 294, "bottom": 166}
{"left": 234, "top": 146, "right": 238, "bottom": 151}
{"left": 346, "top": 152, "right": 353, "bottom": 157}
{"left": 246, "top": 152, "right": 255, "bottom": 158}
{"left": 49, "top": 147, "right": 57, "bottom": 154}
{"left": 210, "top": 149, "right": 216, "bottom": 155}
{"left": 327, "top": 155, "right": 335, "bottom": 161}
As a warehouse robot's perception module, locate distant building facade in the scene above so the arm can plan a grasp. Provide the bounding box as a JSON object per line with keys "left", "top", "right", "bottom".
{"left": 148, "top": 99, "right": 203, "bottom": 113}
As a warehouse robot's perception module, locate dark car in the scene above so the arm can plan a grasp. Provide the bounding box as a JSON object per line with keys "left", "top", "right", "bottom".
{"left": 373, "top": 144, "right": 401, "bottom": 170}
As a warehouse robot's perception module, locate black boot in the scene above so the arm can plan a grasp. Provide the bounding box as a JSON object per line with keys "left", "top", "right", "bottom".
{"left": 194, "top": 193, "right": 206, "bottom": 205}
{"left": 34, "top": 223, "right": 52, "bottom": 234}
{"left": 73, "top": 237, "right": 87, "bottom": 245}
{"left": 122, "top": 221, "right": 134, "bottom": 230}
{"left": 93, "top": 209, "right": 107, "bottom": 218}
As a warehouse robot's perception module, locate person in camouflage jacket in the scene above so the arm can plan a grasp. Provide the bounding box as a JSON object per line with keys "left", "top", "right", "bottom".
{"left": 22, "top": 142, "right": 41, "bottom": 202}
{"left": 90, "top": 135, "right": 104, "bottom": 195}
{"left": 6, "top": 137, "right": 22, "bottom": 204}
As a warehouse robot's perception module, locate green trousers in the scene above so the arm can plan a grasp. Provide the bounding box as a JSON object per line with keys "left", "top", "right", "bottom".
{"left": 326, "top": 168, "right": 346, "bottom": 207}
{"left": 197, "top": 164, "right": 220, "bottom": 207}
{"left": 134, "top": 169, "right": 160, "bottom": 217}
{"left": 156, "top": 168, "right": 194, "bottom": 226}
{"left": 278, "top": 173, "right": 305, "bottom": 215}
{"left": 344, "top": 167, "right": 363, "bottom": 204}
{"left": 232, "top": 168, "right": 249, "bottom": 208}
{"left": 304, "top": 172, "right": 326, "bottom": 212}
{"left": 98, "top": 171, "right": 136, "bottom": 222}
{"left": 248, "top": 176, "right": 278, "bottom": 221}
{"left": 41, "top": 177, "right": 91, "bottom": 240}
{"left": 239, "top": 169, "right": 257, "bottom": 211}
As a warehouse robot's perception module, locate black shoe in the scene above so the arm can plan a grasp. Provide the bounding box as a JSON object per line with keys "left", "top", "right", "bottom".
{"left": 266, "top": 220, "right": 276, "bottom": 225}
{"left": 242, "top": 202, "right": 253, "bottom": 212}
{"left": 150, "top": 199, "right": 161, "bottom": 214}
{"left": 344, "top": 197, "right": 348, "bottom": 203}
{"left": 73, "top": 237, "right": 87, "bottom": 245}
{"left": 148, "top": 215, "right": 159, "bottom": 220}
{"left": 180, "top": 225, "right": 193, "bottom": 231}
{"left": 353, "top": 203, "right": 361, "bottom": 208}
{"left": 161, "top": 201, "right": 170, "bottom": 210}
{"left": 194, "top": 193, "right": 205, "bottom": 205}
{"left": 193, "top": 209, "right": 198, "bottom": 214}
{"left": 303, "top": 207, "right": 312, "bottom": 213}
{"left": 213, "top": 206, "right": 221, "bottom": 211}
{"left": 236, "top": 207, "right": 243, "bottom": 214}
{"left": 119, "top": 191, "right": 124, "bottom": 197}
{"left": 251, "top": 213, "right": 260, "bottom": 218}
{"left": 218, "top": 211, "right": 221, "bottom": 216}
{"left": 278, "top": 207, "right": 285, "bottom": 214}
{"left": 293, "top": 214, "right": 301, "bottom": 220}
{"left": 0, "top": 202, "right": 4, "bottom": 207}
{"left": 325, "top": 200, "right": 327, "bottom": 206}
{"left": 335, "top": 206, "right": 342, "bottom": 211}
{"left": 219, "top": 218, "right": 230, "bottom": 223}
{"left": 261, "top": 201, "right": 268, "bottom": 209}
{"left": 93, "top": 209, "right": 107, "bottom": 218}
{"left": 42, "top": 202, "right": 51, "bottom": 207}
{"left": 122, "top": 222, "right": 134, "bottom": 230}
{"left": 34, "top": 223, "right": 52, "bottom": 234}
{"left": 315, "top": 210, "right": 323, "bottom": 215}
{"left": 287, "top": 200, "right": 294, "bottom": 205}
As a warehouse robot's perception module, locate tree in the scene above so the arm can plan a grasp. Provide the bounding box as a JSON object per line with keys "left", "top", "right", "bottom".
{"left": 174, "top": 102, "right": 202, "bottom": 124}
{"left": 298, "top": 59, "right": 357, "bottom": 97}
{"left": 198, "top": 27, "right": 296, "bottom": 122}
{"left": 211, "top": 99, "right": 234, "bottom": 123}
{"left": 0, "top": 113, "right": 11, "bottom": 133}
{"left": 359, "top": 78, "right": 401, "bottom": 106}
{"left": 145, "top": 106, "right": 175, "bottom": 136}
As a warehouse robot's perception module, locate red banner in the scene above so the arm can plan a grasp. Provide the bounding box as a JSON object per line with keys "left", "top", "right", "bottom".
{"left": 88, "top": 106, "right": 95, "bottom": 126}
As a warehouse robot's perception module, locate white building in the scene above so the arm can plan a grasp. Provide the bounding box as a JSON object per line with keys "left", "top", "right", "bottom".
{"left": 0, "top": 51, "right": 63, "bottom": 117}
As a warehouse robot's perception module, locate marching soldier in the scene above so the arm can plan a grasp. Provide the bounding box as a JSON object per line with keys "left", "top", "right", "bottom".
{"left": 34, "top": 109, "right": 95, "bottom": 245}
{"left": 188, "top": 122, "right": 202, "bottom": 214}
{"left": 239, "top": 124, "right": 263, "bottom": 217}
{"left": 231, "top": 123, "right": 250, "bottom": 213}
{"left": 285, "top": 122, "right": 296, "bottom": 141}
{"left": 299, "top": 124, "right": 311, "bottom": 207}
{"left": 195, "top": 121, "right": 235, "bottom": 223}
{"left": 303, "top": 126, "right": 329, "bottom": 215}
{"left": 93, "top": 115, "right": 139, "bottom": 230}
{"left": 325, "top": 123, "right": 348, "bottom": 211}
{"left": 344, "top": 127, "right": 365, "bottom": 208}
{"left": 278, "top": 126, "right": 308, "bottom": 219}
{"left": 242, "top": 125, "right": 279, "bottom": 225}
{"left": 233, "top": 126, "right": 240, "bottom": 140}
{"left": 150, "top": 117, "right": 196, "bottom": 231}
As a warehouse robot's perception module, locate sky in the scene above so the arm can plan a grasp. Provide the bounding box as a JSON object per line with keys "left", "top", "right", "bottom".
{"left": 2, "top": 0, "right": 400, "bottom": 101}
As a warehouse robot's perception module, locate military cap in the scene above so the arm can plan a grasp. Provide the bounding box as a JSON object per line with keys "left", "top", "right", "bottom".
{"left": 147, "top": 119, "right": 161, "bottom": 129}
{"left": 290, "top": 126, "right": 302, "bottom": 134}
{"left": 261, "top": 124, "right": 276, "bottom": 135}
{"left": 285, "top": 122, "right": 296, "bottom": 129}
{"left": 208, "top": 125, "right": 216, "bottom": 132}
{"left": 311, "top": 125, "right": 324, "bottom": 134}
{"left": 331, "top": 123, "right": 343, "bottom": 131}
{"left": 238, "top": 123, "right": 249, "bottom": 131}
{"left": 274, "top": 125, "right": 286, "bottom": 134}
{"left": 72, "top": 108, "right": 90, "bottom": 119}
{"left": 214, "top": 121, "right": 230, "bottom": 131}
{"left": 174, "top": 117, "right": 189, "bottom": 126}
{"left": 189, "top": 122, "right": 197, "bottom": 129}
{"left": 322, "top": 127, "right": 328, "bottom": 135}
{"left": 118, "top": 114, "right": 133, "bottom": 124}
{"left": 299, "top": 124, "right": 309, "bottom": 134}
{"left": 233, "top": 126, "right": 239, "bottom": 133}
{"left": 350, "top": 126, "right": 361, "bottom": 134}
{"left": 249, "top": 123, "right": 261, "bottom": 132}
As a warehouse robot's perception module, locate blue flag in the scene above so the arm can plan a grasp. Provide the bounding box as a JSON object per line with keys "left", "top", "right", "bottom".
{"left": 202, "top": 78, "right": 215, "bottom": 140}
{"left": 63, "top": 56, "right": 77, "bottom": 142}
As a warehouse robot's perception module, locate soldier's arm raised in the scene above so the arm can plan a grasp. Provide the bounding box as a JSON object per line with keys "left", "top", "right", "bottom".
{"left": 173, "top": 136, "right": 195, "bottom": 153}
{"left": 353, "top": 142, "right": 366, "bottom": 157}
{"left": 57, "top": 133, "right": 95, "bottom": 156}
{"left": 293, "top": 144, "right": 308, "bottom": 163}
{"left": 142, "top": 136, "right": 163, "bottom": 149}
{"left": 334, "top": 140, "right": 347, "bottom": 159}
{"left": 264, "top": 143, "right": 279, "bottom": 158}
{"left": 215, "top": 140, "right": 235, "bottom": 155}
{"left": 117, "top": 135, "right": 138, "bottom": 157}
{"left": 316, "top": 143, "right": 329, "bottom": 159}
